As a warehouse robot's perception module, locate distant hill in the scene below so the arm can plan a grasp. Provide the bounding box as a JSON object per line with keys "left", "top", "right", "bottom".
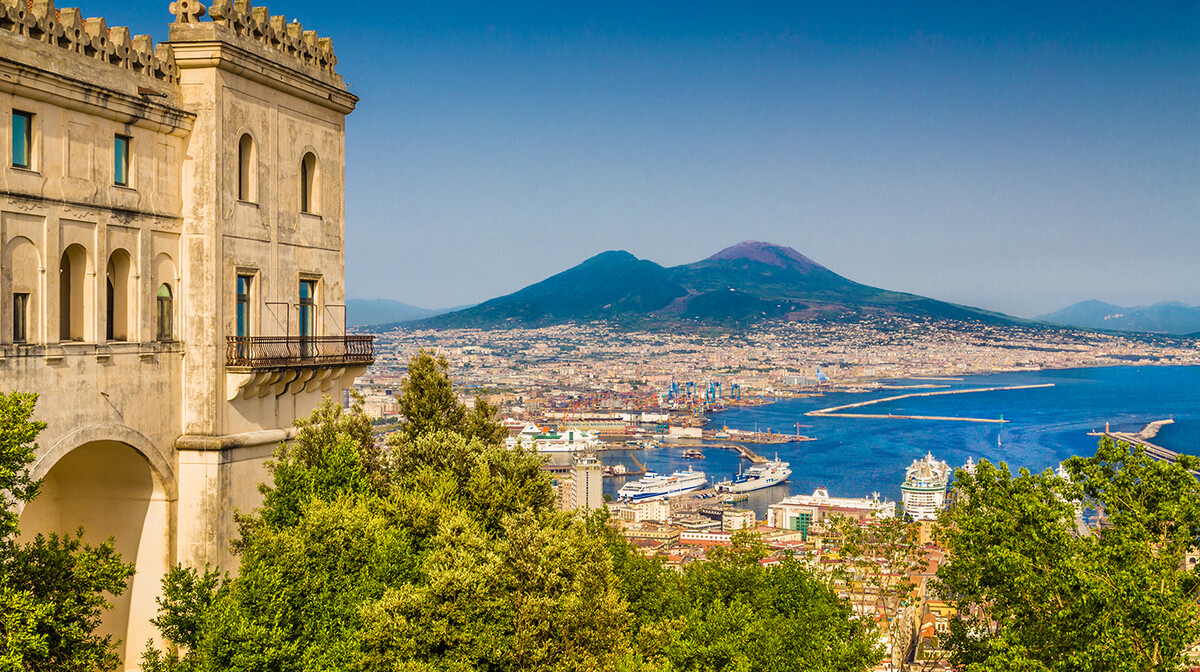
{"left": 417, "top": 241, "right": 1021, "bottom": 329}
{"left": 346, "top": 299, "right": 441, "bottom": 328}
{"left": 1037, "top": 300, "right": 1200, "bottom": 335}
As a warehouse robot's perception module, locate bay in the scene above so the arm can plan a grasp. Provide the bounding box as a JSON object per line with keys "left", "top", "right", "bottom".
{"left": 599, "top": 365, "right": 1200, "bottom": 518}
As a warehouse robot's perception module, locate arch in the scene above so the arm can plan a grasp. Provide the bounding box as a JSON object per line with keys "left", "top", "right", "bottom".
{"left": 237, "top": 133, "right": 256, "bottom": 202}
{"left": 3, "top": 235, "right": 40, "bottom": 344}
{"left": 105, "top": 248, "right": 134, "bottom": 342}
{"left": 20, "top": 424, "right": 176, "bottom": 668}
{"left": 300, "top": 151, "right": 318, "bottom": 214}
{"left": 58, "top": 243, "right": 92, "bottom": 342}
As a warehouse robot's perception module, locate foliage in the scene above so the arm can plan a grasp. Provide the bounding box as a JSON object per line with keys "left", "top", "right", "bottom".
{"left": 143, "top": 354, "right": 881, "bottom": 672}
{"left": 936, "top": 437, "right": 1200, "bottom": 672}
{"left": 829, "top": 513, "right": 926, "bottom": 623}
{"left": 0, "top": 392, "right": 135, "bottom": 672}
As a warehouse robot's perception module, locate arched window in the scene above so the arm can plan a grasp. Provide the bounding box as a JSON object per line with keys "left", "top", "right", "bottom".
{"left": 156, "top": 284, "right": 173, "bottom": 341}
{"left": 106, "top": 249, "right": 133, "bottom": 342}
{"left": 300, "top": 152, "right": 318, "bottom": 213}
{"left": 59, "top": 244, "right": 90, "bottom": 342}
{"left": 238, "top": 133, "right": 256, "bottom": 202}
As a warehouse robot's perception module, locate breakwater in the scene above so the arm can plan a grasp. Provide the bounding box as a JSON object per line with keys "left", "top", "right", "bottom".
{"left": 807, "top": 383, "right": 1057, "bottom": 424}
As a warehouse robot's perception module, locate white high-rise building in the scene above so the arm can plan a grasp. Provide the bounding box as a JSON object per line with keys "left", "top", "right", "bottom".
{"left": 570, "top": 453, "right": 603, "bottom": 510}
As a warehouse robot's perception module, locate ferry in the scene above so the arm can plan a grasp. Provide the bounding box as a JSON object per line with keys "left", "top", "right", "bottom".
{"left": 714, "top": 458, "right": 791, "bottom": 493}
{"left": 506, "top": 423, "right": 602, "bottom": 453}
{"left": 617, "top": 468, "right": 707, "bottom": 502}
{"left": 681, "top": 448, "right": 705, "bottom": 459}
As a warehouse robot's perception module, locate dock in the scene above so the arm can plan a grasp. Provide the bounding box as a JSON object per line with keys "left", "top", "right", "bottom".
{"left": 807, "top": 383, "right": 1055, "bottom": 424}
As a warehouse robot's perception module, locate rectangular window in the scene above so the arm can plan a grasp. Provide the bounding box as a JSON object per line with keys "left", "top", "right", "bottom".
{"left": 12, "top": 111, "right": 32, "bottom": 169}
{"left": 13, "top": 293, "right": 28, "bottom": 343}
{"left": 299, "top": 280, "right": 316, "bottom": 358}
{"left": 114, "top": 134, "right": 130, "bottom": 186}
{"left": 236, "top": 275, "right": 252, "bottom": 337}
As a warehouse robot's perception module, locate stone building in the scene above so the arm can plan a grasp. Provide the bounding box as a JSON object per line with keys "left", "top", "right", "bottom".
{"left": 0, "top": 1, "right": 370, "bottom": 666}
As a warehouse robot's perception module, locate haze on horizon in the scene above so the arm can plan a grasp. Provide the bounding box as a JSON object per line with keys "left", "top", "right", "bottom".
{"left": 110, "top": 1, "right": 1200, "bottom": 319}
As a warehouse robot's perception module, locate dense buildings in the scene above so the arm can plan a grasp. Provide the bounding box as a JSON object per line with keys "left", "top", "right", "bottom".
{"left": 0, "top": 3, "right": 368, "bottom": 666}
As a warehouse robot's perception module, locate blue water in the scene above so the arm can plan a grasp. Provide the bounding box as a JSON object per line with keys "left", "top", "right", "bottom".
{"left": 598, "top": 366, "right": 1200, "bottom": 518}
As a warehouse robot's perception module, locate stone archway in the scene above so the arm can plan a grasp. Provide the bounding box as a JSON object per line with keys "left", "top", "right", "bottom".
{"left": 19, "top": 426, "right": 176, "bottom": 670}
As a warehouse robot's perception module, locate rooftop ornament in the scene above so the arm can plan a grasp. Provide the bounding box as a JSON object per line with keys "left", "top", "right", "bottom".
{"left": 170, "top": 0, "right": 339, "bottom": 82}
{"left": 0, "top": 0, "right": 180, "bottom": 84}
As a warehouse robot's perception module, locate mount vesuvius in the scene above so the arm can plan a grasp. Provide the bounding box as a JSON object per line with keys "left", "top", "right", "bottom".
{"left": 411, "top": 241, "right": 1018, "bottom": 329}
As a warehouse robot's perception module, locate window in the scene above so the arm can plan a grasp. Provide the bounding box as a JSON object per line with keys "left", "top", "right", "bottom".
{"left": 238, "top": 134, "right": 255, "bottom": 201}
{"left": 236, "top": 275, "right": 252, "bottom": 337}
{"left": 114, "top": 134, "right": 130, "bottom": 186}
{"left": 299, "top": 279, "right": 316, "bottom": 358}
{"left": 300, "top": 152, "right": 317, "bottom": 213}
{"left": 156, "top": 284, "right": 173, "bottom": 341}
{"left": 13, "top": 293, "right": 28, "bottom": 343}
{"left": 12, "top": 111, "right": 31, "bottom": 169}
{"left": 59, "top": 245, "right": 89, "bottom": 342}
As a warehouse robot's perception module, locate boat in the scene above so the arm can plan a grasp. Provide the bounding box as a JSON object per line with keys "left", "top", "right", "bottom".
{"left": 714, "top": 457, "right": 791, "bottom": 493}
{"left": 681, "top": 448, "right": 705, "bottom": 459}
{"left": 900, "top": 452, "right": 951, "bottom": 521}
{"left": 617, "top": 468, "right": 707, "bottom": 502}
{"left": 505, "top": 423, "right": 601, "bottom": 453}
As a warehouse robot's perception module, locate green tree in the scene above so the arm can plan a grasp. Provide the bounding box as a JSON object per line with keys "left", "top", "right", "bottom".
{"left": 0, "top": 392, "right": 135, "bottom": 672}
{"left": 936, "top": 437, "right": 1200, "bottom": 672}
{"left": 395, "top": 349, "right": 508, "bottom": 446}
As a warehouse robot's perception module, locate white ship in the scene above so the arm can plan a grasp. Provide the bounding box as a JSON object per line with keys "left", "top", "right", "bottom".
{"left": 506, "top": 424, "right": 602, "bottom": 453}
{"left": 900, "top": 452, "right": 951, "bottom": 521}
{"left": 715, "top": 459, "right": 792, "bottom": 493}
{"left": 617, "top": 468, "right": 707, "bottom": 502}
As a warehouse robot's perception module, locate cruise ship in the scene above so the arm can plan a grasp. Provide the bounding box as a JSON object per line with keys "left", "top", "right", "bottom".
{"left": 900, "top": 452, "right": 951, "bottom": 521}
{"left": 617, "top": 468, "right": 708, "bottom": 502}
{"left": 714, "top": 459, "right": 792, "bottom": 493}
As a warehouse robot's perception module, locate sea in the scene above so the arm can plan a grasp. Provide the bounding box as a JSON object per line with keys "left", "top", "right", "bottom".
{"left": 597, "top": 365, "right": 1200, "bottom": 518}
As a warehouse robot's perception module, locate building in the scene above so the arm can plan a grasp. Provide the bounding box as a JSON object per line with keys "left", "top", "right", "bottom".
{"left": 901, "top": 453, "right": 951, "bottom": 521}
{"left": 768, "top": 487, "right": 896, "bottom": 539}
{"left": 0, "top": 3, "right": 368, "bottom": 667}
{"left": 721, "top": 508, "right": 756, "bottom": 531}
{"left": 568, "top": 453, "right": 603, "bottom": 510}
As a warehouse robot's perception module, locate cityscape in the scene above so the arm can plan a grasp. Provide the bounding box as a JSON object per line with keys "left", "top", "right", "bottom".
{"left": 0, "top": 1, "right": 1197, "bottom": 672}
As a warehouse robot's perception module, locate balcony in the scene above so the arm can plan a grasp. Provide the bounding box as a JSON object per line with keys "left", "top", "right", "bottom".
{"left": 226, "top": 335, "right": 374, "bottom": 368}
{"left": 224, "top": 335, "right": 374, "bottom": 401}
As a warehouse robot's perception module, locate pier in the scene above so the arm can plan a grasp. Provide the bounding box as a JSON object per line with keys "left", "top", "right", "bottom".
{"left": 806, "top": 383, "right": 1054, "bottom": 423}
{"left": 1088, "top": 419, "right": 1182, "bottom": 464}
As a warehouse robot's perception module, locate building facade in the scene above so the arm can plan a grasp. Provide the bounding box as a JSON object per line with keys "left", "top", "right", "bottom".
{"left": 768, "top": 487, "right": 896, "bottom": 539}
{"left": 0, "top": 1, "right": 370, "bottom": 666}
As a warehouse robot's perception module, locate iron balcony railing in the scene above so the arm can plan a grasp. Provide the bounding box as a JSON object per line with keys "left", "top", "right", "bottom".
{"left": 226, "top": 335, "right": 375, "bottom": 368}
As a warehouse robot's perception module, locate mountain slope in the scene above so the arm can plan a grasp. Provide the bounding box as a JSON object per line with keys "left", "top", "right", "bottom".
{"left": 1038, "top": 300, "right": 1200, "bottom": 335}
{"left": 419, "top": 241, "right": 1020, "bottom": 329}
{"left": 428, "top": 251, "right": 687, "bottom": 328}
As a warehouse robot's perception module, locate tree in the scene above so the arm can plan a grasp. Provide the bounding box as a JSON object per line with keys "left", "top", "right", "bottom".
{"left": 394, "top": 349, "right": 508, "bottom": 446}
{"left": 936, "top": 437, "right": 1200, "bottom": 672}
{"left": 0, "top": 392, "right": 135, "bottom": 672}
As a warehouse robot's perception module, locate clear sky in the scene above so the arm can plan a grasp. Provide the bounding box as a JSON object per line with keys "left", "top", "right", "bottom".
{"left": 117, "top": 1, "right": 1199, "bottom": 317}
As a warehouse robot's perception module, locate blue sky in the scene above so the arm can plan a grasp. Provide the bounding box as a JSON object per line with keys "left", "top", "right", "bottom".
{"left": 117, "top": 2, "right": 1199, "bottom": 317}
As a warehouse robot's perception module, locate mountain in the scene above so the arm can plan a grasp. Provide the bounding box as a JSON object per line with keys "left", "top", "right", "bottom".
{"left": 418, "top": 241, "right": 1020, "bottom": 329}
{"left": 346, "top": 299, "right": 441, "bottom": 328}
{"left": 1037, "top": 300, "right": 1200, "bottom": 335}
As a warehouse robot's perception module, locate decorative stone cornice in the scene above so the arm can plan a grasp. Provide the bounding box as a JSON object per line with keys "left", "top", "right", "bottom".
{"left": 0, "top": 0, "right": 180, "bottom": 84}
{"left": 169, "top": 0, "right": 341, "bottom": 86}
